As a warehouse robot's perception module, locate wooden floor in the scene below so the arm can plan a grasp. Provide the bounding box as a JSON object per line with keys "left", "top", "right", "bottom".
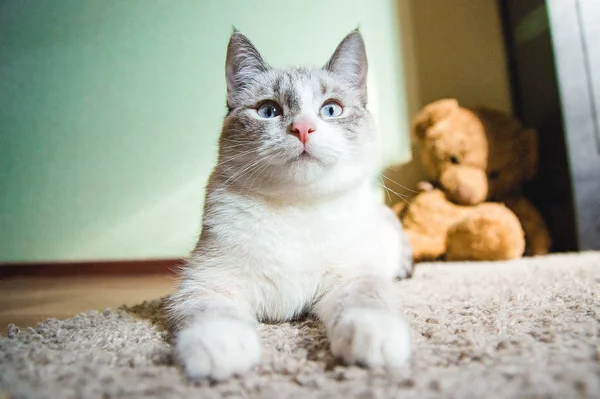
{"left": 0, "top": 275, "right": 175, "bottom": 335}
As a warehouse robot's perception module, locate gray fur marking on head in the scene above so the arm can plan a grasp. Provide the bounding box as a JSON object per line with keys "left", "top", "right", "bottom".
{"left": 215, "top": 30, "right": 376, "bottom": 199}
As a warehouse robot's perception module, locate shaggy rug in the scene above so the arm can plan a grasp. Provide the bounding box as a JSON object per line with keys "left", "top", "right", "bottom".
{"left": 1, "top": 252, "right": 599, "bottom": 399}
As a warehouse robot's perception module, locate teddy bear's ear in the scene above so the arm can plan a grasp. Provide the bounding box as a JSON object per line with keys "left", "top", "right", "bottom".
{"left": 521, "top": 128, "right": 539, "bottom": 181}
{"left": 411, "top": 99, "right": 460, "bottom": 140}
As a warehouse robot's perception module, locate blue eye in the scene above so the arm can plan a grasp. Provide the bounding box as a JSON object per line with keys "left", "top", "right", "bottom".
{"left": 320, "top": 101, "right": 343, "bottom": 118}
{"left": 257, "top": 101, "right": 282, "bottom": 118}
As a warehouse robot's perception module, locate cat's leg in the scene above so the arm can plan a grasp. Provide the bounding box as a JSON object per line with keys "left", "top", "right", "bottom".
{"left": 166, "top": 280, "right": 261, "bottom": 381}
{"left": 380, "top": 204, "right": 413, "bottom": 279}
{"left": 313, "top": 274, "right": 412, "bottom": 369}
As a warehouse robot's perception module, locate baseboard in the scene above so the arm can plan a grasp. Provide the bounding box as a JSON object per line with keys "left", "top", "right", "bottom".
{"left": 0, "top": 258, "right": 182, "bottom": 278}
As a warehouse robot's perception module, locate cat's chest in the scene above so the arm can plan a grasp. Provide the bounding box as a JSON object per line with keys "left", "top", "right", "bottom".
{"left": 204, "top": 188, "right": 382, "bottom": 274}
{"left": 238, "top": 205, "right": 370, "bottom": 321}
{"left": 201, "top": 192, "right": 387, "bottom": 321}
{"left": 240, "top": 202, "right": 370, "bottom": 269}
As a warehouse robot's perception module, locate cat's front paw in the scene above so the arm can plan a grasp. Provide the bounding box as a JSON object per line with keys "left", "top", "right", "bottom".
{"left": 396, "top": 251, "right": 414, "bottom": 280}
{"left": 175, "top": 317, "right": 261, "bottom": 381}
{"left": 330, "top": 308, "right": 412, "bottom": 369}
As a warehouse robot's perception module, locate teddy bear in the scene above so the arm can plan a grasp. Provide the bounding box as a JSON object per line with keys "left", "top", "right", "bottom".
{"left": 393, "top": 98, "right": 551, "bottom": 262}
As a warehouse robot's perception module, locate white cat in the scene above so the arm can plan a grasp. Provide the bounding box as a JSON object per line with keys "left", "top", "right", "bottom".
{"left": 166, "top": 29, "right": 414, "bottom": 381}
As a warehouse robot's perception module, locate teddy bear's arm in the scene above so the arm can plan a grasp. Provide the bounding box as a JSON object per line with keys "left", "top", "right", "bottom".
{"left": 396, "top": 189, "right": 470, "bottom": 262}
{"left": 390, "top": 181, "right": 436, "bottom": 217}
{"left": 405, "top": 230, "right": 447, "bottom": 261}
{"left": 504, "top": 197, "right": 551, "bottom": 256}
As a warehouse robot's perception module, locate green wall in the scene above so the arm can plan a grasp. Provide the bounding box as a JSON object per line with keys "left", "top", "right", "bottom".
{"left": 0, "top": 0, "right": 411, "bottom": 262}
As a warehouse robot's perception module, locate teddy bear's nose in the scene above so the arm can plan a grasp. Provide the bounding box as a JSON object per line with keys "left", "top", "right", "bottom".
{"left": 456, "top": 185, "right": 475, "bottom": 204}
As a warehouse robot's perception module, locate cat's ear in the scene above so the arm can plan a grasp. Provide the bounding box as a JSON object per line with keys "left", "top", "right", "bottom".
{"left": 225, "top": 31, "right": 268, "bottom": 101}
{"left": 324, "top": 30, "right": 368, "bottom": 100}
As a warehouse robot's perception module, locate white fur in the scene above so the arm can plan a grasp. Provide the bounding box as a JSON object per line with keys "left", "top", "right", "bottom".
{"left": 176, "top": 317, "right": 261, "bottom": 380}
{"left": 167, "top": 30, "right": 413, "bottom": 381}
{"left": 169, "top": 180, "right": 413, "bottom": 380}
{"left": 328, "top": 308, "right": 412, "bottom": 368}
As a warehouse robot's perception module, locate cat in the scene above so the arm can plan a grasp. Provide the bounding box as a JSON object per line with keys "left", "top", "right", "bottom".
{"left": 166, "top": 29, "right": 414, "bottom": 381}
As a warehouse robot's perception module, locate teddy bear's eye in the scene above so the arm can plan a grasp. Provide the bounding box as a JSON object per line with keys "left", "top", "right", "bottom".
{"left": 488, "top": 170, "right": 500, "bottom": 180}
{"left": 449, "top": 156, "right": 460, "bottom": 164}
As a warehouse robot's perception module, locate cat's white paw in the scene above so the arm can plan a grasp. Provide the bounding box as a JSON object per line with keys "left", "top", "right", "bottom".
{"left": 396, "top": 253, "right": 414, "bottom": 280}
{"left": 330, "top": 308, "right": 412, "bottom": 369}
{"left": 175, "top": 317, "right": 261, "bottom": 381}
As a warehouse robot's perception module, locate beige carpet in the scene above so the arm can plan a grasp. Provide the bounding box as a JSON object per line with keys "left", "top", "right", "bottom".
{"left": 1, "top": 252, "right": 599, "bottom": 399}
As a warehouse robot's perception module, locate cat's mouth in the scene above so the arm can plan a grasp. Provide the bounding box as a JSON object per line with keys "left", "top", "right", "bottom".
{"left": 285, "top": 146, "right": 327, "bottom": 166}
{"left": 286, "top": 149, "right": 320, "bottom": 165}
{"left": 296, "top": 149, "right": 318, "bottom": 162}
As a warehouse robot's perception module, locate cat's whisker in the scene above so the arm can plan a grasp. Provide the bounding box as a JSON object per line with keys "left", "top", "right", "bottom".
{"left": 378, "top": 183, "right": 411, "bottom": 205}
{"left": 219, "top": 158, "right": 263, "bottom": 188}
{"left": 219, "top": 148, "right": 266, "bottom": 164}
{"left": 243, "top": 154, "right": 277, "bottom": 194}
{"left": 220, "top": 150, "right": 278, "bottom": 189}
{"left": 218, "top": 154, "right": 259, "bottom": 175}
{"left": 217, "top": 160, "right": 257, "bottom": 180}
{"left": 219, "top": 143, "right": 258, "bottom": 151}
{"left": 219, "top": 142, "right": 256, "bottom": 150}
{"left": 266, "top": 161, "right": 278, "bottom": 188}
{"left": 379, "top": 177, "right": 393, "bottom": 204}
{"left": 380, "top": 175, "right": 419, "bottom": 194}
{"left": 222, "top": 147, "right": 277, "bottom": 171}
{"left": 221, "top": 135, "right": 252, "bottom": 140}
{"left": 220, "top": 137, "right": 256, "bottom": 145}
{"left": 238, "top": 153, "right": 273, "bottom": 193}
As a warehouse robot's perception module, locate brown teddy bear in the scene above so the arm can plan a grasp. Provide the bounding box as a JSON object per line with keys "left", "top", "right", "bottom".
{"left": 393, "top": 99, "right": 551, "bottom": 262}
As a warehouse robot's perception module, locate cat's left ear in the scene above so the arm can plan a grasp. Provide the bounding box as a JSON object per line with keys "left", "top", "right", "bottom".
{"left": 226, "top": 31, "right": 268, "bottom": 106}
{"left": 324, "top": 30, "right": 368, "bottom": 102}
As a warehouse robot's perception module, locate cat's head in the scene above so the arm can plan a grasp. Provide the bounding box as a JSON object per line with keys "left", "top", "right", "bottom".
{"left": 215, "top": 29, "right": 378, "bottom": 200}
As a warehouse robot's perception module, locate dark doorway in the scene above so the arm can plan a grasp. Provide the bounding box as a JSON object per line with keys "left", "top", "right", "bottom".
{"left": 499, "top": 0, "right": 600, "bottom": 251}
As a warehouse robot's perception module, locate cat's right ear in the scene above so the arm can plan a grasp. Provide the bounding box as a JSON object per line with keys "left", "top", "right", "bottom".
{"left": 225, "top": 31, "right": 268, "bottom": 105}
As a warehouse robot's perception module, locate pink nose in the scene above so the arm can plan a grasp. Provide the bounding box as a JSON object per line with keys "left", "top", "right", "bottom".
{"left": 290, "top": 120, "right": 315, "bottom": 145}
